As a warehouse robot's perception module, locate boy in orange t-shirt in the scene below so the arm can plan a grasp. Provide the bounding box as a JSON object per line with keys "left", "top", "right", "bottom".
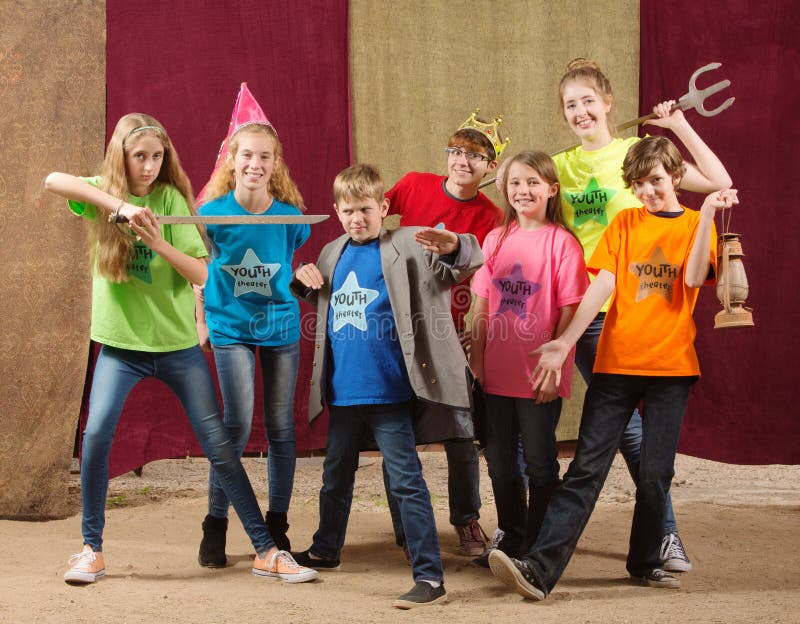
{"left": 487, "top": 136, "right": 738, "bottom": 599}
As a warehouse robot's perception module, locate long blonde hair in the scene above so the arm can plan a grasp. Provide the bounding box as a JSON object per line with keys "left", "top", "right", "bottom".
{"left": 95, "top": 113, "right": 194, "bottom": 281}
{"left": 201, "top": 124, "right": 305, "bottom": 210}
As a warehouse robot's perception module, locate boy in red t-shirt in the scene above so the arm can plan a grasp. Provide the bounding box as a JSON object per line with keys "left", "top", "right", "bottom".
{"left": 383, "top": 113, "right": 507, "bottom": 556}
{"left": 488, "top": 135, "right": 737, "bottom": 599}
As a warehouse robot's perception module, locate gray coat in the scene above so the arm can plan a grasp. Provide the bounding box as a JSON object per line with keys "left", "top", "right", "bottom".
{"left": 292, "top": 227, "right": 483, "bottom": 443}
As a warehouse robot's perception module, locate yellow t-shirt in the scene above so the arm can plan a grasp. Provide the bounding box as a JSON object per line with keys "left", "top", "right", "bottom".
{"left": 589, "top": 206, "right": 717, "bottom": 377}
{"left": 553, "top": 136, "right": 640, "bottom": 311}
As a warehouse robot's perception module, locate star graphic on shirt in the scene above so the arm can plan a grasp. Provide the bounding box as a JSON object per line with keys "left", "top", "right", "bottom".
{"left": 127, "top": 241, "right": 155, "bottom": 284}
{"left": 221, "top": 249, "right": 281, "bottom": 297}
{"left": 628, "top": 246, "right": 681, "bottom": 303}
{"left": 492, "top": 262, "right": 542, "bottom": 317}
{"left": 330, "top": 271, "right": 379, "bottom": 332}
{"left": 566, "top": 177, "right": 617, "bottom": 227}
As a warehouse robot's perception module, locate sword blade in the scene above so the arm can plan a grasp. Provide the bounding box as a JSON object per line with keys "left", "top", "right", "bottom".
{"left": 156, "top": 214, "right": 330, "bottom": 225}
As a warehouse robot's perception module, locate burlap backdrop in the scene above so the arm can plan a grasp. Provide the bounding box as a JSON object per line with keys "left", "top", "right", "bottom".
{"left": 350, "top": 0, "right": 640, "bottom": 440}
{"left": 0, "top": 1, "right": 105, "bottom": 518}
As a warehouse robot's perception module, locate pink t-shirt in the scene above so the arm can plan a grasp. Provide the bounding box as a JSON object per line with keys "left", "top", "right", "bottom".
{"left": 471, "top": 223, "right": 588, "bottom": 399}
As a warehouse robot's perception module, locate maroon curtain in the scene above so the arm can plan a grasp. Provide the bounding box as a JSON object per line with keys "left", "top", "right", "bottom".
{"left": 640, "top": 0, "right": 799, "bottom": 463}
{"left": 92, "top": 0, "right": 350, "bottom": 477}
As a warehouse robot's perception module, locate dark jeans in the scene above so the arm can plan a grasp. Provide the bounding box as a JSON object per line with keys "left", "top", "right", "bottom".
{"left": 523, "top": 373, "right": 693, "bottom": 591}
{"left": 384, "top": 436, "right": 481, "bottom": 545}
{"left": 575, "top": 313, "right": 678, "bottom": 535}
{"left": 483, "top": 393, "right": 561, "bottom": 554}
{"left": 312, "top": 402, "right": 443, "bottom": 582}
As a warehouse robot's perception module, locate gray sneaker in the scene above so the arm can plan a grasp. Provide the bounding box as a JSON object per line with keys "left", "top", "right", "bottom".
{"left": 393, "top": 582, "right": 447, "bottom": 609}
{"left": 630, "top": 568, "right": 681, "bottom": 589}
{"left": 488, "top": 550, "right": 546, "bottom": 601}
{"left": 661, "top": 532, "right": 692, "bottom": 573}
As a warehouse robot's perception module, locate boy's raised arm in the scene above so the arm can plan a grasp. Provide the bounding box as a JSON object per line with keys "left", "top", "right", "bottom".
{"left": 685, "top": 189, "right": 738, "bottom": 287}
{"left": 645, "top": 103, "right": 732, "bottom": 193}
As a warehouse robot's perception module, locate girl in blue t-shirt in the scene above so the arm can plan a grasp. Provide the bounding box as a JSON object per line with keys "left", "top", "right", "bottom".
{"left": 46, "top": 113, "right": 316, "bottom": 585}
{"left": 195, "top": 121, "right": 310, "bottom": 564}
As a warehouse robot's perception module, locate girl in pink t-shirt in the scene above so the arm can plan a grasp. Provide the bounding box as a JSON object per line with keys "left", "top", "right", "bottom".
{"left": 470, "top": 150, "right": 588, "bottom": 563}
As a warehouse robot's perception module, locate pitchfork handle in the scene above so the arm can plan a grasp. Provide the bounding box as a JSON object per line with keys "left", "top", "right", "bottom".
{"left": 615, "top": 101, "right": 686, "bottom": 133}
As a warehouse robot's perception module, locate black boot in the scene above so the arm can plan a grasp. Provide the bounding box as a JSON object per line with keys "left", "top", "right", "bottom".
{"left": 198, "top": 514, "right": 228, "bottom": 567}
{"left": 524, "top": 480, "right": 560, "bottom": 551}
{"left": 266, "top": 511, "right": 291, "bottom": 551}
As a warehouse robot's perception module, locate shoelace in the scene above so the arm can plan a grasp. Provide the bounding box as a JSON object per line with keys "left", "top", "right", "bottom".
{"left": 465, "top": 521, "right": 488, "bottom": 544}
{"left": 488, "top": 528, "right": 505, "bottom": 550}
{"left": 268, "top": 550, "right": 300, "bottom": 571}
{"left": 660, "top": 534, "right": 687, "bottom": 561}
{"left": 67, "top": 550, "right": 96, "bottom": 568}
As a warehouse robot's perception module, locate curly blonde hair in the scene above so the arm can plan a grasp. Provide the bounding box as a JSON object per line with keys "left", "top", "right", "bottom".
{"left": 200, "top": 124, "right": 304, "bottom": 210}
{"left": 94, "top": 113, "right": 194, "bottom": 282}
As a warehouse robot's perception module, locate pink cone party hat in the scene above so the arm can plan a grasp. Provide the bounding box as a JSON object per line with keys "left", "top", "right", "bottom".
{"left": 195, "top": 82, "right": 275, "bottom": 205}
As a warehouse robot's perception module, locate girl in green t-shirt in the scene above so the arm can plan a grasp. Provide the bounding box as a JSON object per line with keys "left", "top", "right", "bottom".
{"left": 45, "top": 113, "right": 317, "bottom": 586}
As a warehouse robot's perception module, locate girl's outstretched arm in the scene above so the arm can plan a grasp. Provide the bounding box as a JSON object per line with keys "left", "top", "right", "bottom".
{"left": 45, "top": 172, "right": 145, "bottom": 223}
{"left": 644, "top": 102, "right": 732, "bottom": 192}
{"left": 46, "top": 172, "right": 207, "bottom": 285}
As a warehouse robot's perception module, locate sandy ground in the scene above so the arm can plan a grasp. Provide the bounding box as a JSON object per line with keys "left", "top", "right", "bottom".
{"left": 1, "top": 452, "right": 798, "bottom": 624}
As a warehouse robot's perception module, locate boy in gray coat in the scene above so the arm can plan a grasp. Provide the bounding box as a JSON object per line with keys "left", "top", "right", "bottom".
{"left": 290, "top": 163, "right": 482, "bottom": 608}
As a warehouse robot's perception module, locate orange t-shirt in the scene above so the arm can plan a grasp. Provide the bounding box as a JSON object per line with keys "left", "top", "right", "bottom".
{"left": 589, "top": 206, "right": 717, "bottom": 376}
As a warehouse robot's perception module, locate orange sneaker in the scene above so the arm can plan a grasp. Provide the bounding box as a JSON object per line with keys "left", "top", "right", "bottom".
{"left": 252, "top": 549, "right": 319, "bottom": 583}
{"left": 64, "top": 545, "right": 105, "bottom": 584}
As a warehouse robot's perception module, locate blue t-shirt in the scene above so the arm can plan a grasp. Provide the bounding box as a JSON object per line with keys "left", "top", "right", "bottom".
{"left": 201, "top": 191, "right": 310, "bottom": 346}
{"left": 326, "top": 239, "right": 413, "bottom": 405}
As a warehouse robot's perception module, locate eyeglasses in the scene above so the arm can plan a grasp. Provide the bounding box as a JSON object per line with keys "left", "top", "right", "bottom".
{"left": 444, "top": 147, "right": 491, "bottom": 163}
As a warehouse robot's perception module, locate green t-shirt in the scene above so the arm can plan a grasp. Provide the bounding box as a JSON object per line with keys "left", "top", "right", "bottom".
{"left": 69, "top": 177, "right": 208, "bottom": 352}
{"left": 553, "top": 136, "right": 640, "bottom": 312}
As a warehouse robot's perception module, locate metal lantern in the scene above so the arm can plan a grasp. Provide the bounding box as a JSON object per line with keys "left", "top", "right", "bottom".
{"left": 714, "top": 231, "right": 754, "bottom": 329}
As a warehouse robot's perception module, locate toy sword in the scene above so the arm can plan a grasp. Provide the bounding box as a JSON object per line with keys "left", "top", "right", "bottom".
{"left": 114, "top": 214, "right": 330, "bottom": 225}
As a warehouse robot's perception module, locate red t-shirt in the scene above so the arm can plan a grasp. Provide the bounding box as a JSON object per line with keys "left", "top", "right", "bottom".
{"left": 387, "top": 172, "right": 502, "bottom": 329}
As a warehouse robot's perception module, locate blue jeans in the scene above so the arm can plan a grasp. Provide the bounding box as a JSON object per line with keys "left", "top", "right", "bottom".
{"left": 575, "top": 313, "right": 678, "bottom": 535}
{"left": 81, "top": 345, "right": 273, "bottom": 553}
{"left": 483, "top": 394, "right": 561, "bottom": 553}
{"left": 523, "top": 374, "right": 692, "bottom": 589}
{"left": 312, "top": 403, "right": 443, "bottom": 583}
{"left": 383, "top": 435, "right": 481, "bottom": 546}
{"left": 208, "top": 341, "right": 299, "bottom": 517}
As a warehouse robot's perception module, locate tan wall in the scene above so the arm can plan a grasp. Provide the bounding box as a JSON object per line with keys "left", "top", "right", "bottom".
{"left": 351, "top": 0, "right": 640, "bottom": 439}
{"left": 0, "top": 1, "right": 105, "bottom": 518}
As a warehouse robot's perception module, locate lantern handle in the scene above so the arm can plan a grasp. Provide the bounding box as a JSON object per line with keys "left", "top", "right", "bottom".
{"left": 721, "top": 237, "right": 732, "bottom": 313}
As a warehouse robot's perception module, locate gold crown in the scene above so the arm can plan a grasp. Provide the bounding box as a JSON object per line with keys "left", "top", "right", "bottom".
{"left": 457, "top": 108, "right": 510, "bottom": 160}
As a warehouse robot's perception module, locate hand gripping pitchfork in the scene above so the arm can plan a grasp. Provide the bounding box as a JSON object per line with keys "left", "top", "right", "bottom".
{"left": 479, "top": 62, "right": 735, "bottom": 188}
{"left": 614, "top": 61, "right": 735, "bottom": 133}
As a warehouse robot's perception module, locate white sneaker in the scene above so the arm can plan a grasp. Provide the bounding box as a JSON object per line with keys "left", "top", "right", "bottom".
{"left": 661, "top": 532, "right": 692, "bottom": 573}
{"left": 252, "top": 549, "right": 319, "bottom": 583}
{"left": 64, "top": 545, "right": 106, "bottom": 584}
